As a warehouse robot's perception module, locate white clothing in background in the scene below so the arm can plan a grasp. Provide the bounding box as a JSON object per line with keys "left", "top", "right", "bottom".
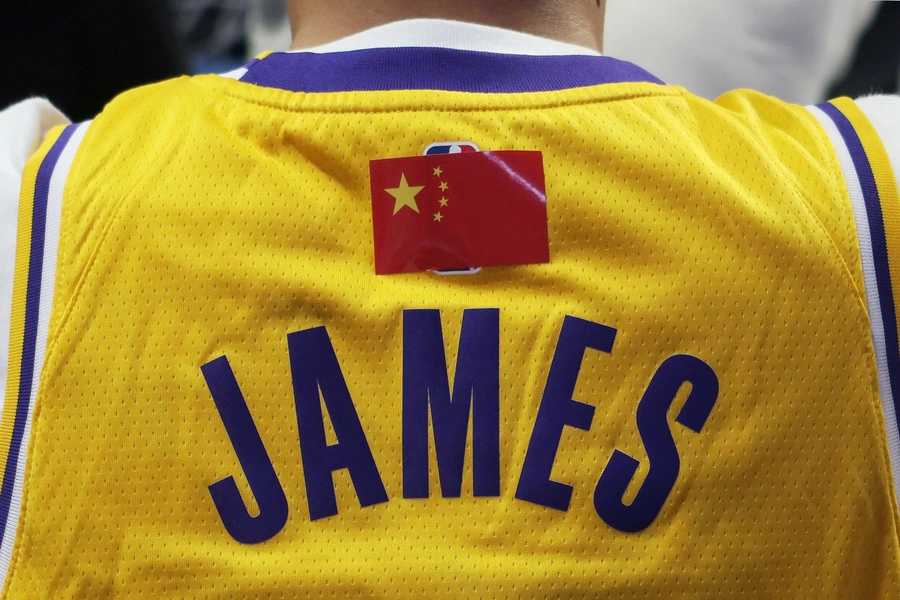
{"left": 605, "top": 0, "right": 878, "bottom": 103}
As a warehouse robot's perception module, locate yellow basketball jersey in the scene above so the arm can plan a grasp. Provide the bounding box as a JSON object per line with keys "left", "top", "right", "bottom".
{"left": 3, "top": 47, "right": 900, "bottom": 598}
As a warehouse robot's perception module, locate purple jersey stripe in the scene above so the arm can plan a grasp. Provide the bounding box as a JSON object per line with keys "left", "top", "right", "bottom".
{"left": 242, "top": 57, "right": 262, "bottom": 70}
{"left": 0, "top": 124, "right": 78, "bottom": 543}
{"left": 238, "top": 47, "right": 664, "bottom": 93}
{"left": 817, "top": 101, "right": 900, "bottom": 434}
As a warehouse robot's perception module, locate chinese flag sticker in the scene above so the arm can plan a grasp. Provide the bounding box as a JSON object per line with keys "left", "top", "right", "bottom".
{"left": 369, "top": 150, "right": 549, "bottom": 275}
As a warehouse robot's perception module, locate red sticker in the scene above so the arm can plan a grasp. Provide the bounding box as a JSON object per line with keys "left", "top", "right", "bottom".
{"left": 369, "top": 150, "right": 549, "bottom": 275}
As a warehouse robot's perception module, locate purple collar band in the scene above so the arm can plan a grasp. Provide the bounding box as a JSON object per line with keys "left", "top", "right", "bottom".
{"left": 238, "top": 47, "right": 664, "bottom": 94}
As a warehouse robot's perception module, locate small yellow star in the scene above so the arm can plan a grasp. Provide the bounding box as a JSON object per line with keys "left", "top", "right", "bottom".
{"left": 439, "top": 181, "right": 449, "bottom": 192}
{"left": 385, "top": 173, "right": 424, "bottom": 215}
{"left": 439, "top": 197, "right": 449, "bottom": 207}
{"left": 433, "top": 212, "right": 444, "bottom": 222}
{"left": 433, "top": 167, "right": 443, "bottom": 177}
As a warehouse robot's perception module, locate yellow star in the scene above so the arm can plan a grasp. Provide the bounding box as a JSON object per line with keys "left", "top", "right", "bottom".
{"left": 439, "top": 181, "right": 449, "bottom": 192}
{"left": 386, "top": 173, "right": 424, "bottom": 215}
{"left": 433, "top": 212, "right": 444, "bottom": 222}
{"left": 433, "top": 167, "right": 443, "bottom": 177}
{"left": 439, "top": 197, "right": 449, "bottom": 207}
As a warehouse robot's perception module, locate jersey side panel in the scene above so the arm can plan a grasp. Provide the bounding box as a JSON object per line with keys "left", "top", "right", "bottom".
{"left": 808, "top": 97, "right": 900, "bottom": 546}
{"left": 0, "top": 127, "right": 62, "bottom": 598}
{"left": 832, "top": 98, "right": 900, "bottom": 327}
{"left": 0, "top": 123, "right": 85, "bottom": 597}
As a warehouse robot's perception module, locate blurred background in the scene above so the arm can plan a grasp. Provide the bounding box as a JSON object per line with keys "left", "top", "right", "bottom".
{"left": 606, "top": 0, "right": 898, "bottom": 103}
{"left": 0, "top": 0, "right": 897, "bottom": 121}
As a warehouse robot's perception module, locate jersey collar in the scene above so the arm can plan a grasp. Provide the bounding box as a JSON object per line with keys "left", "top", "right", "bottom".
{"left": 232, "top": 18, "right": 663, "bottom": 94}
{"left": 295, "top": 19, "right": 603, "bottom": 57}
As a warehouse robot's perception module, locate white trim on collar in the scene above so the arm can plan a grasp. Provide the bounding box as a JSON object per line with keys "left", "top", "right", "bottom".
{"left": 293, "top": 18, "right": 602, "bottom": 57}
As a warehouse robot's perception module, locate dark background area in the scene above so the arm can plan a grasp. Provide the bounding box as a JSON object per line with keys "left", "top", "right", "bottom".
{"left": 0, "top": 0, "right": 188, "bottom": 122}
{"left": 829, "top": 1, "right": 900, "bottom": 98}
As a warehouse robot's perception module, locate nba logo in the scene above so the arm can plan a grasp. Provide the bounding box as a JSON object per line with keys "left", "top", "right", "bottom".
{"left": 424, "top": 142, "right": 481, "bottom": 275}
{"left": 424, "top": 142, "right": 480, "bottom": 155}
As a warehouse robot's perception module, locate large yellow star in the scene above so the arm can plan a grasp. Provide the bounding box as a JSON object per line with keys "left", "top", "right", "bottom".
{"left": 386, "top": 173, "right": 425, "bottom": 215}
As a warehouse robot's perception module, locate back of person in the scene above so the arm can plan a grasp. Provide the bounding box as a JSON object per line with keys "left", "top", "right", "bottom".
{"left": 3, "top": 14, "right": 900, "bottom": 600}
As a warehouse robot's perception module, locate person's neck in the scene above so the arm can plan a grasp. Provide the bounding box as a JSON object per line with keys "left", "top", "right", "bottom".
{"left": 287, "top": 1, "right": 604, "bottom": 52}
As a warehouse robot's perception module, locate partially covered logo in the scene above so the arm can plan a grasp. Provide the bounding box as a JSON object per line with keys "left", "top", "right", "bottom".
{"left": 369, "top": 142, "right": 550, "bottom": 275}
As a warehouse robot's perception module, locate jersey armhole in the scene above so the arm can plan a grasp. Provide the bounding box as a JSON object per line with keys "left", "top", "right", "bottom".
{"left": 0, "top": 121, "right": 89, "bottom": 591}
{"left": 807, "top": 98, "right": 900, "bottom": 503}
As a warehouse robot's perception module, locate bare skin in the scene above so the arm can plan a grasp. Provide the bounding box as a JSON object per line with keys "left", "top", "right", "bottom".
{"left": 287, "top": 0, "right": 606, "bottom": 52}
